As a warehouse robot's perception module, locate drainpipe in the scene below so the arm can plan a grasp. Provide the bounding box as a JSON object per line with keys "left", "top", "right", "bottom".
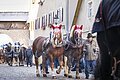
{"left": 66, "top": 0, "right": 69, "bottom": 41}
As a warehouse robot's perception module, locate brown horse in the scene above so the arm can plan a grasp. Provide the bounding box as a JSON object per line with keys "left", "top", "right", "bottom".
{"left": 64, "top": 25, "right": 84, "bottom": 79}
{"left": 32, "top": 25, "right": 64, "bottom": 78}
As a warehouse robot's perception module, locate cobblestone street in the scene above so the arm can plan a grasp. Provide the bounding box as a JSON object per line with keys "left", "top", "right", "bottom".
{"left": 0, "top": 64, "right": 94, "bottom": 80}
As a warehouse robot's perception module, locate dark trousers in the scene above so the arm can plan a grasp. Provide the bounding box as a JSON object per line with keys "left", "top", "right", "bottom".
{"left": 40, "top": 59, "right": 49, "bottom": 72}
{"left": 26, "top": 56, "right": 33, "bottom": 66}
{"left": 97, "top": 27, "right": 120, "bottom": 80}
{"left": 54, "top": 58, "right": 59, "bottom": 68}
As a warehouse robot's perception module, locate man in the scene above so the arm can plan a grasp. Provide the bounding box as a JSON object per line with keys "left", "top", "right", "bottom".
{"left": 92, "top": 0, "right": 120, "bottom": 80}
{"left": 25, "top": 46, "right": 33, "bottom": 67}
{"left": 83, "top": 33, "right": 98, "bottom": 79}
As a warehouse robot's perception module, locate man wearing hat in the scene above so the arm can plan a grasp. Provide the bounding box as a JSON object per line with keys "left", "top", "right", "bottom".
{"left": 83, "top": 33, "right": 98, "bottom": 79}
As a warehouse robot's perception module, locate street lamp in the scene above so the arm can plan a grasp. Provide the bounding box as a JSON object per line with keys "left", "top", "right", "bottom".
{"left": 38, "top": 0, "right": 45, "bottom": 6}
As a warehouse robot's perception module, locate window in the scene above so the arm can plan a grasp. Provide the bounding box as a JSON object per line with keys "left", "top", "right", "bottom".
{"left": 41, "top": 15, "right": 47, "bottom": 30}
{"left": 35, "top": 19, "right": 37, "bottom": 30}
{"left": 38, "top": 18, "right": 40, "bottom": 29}
{"left": 48, "top": 12, "right": 54, "bottom": 25}
{"left": 57, "top": 7, "right": 63, "bottom": 23}
{"left": 88, "top": 1, "right": 92, "bottom": 18}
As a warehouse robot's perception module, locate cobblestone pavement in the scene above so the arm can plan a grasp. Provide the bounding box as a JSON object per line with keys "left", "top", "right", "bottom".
{"left": 0, "top": 64, "right": 94, "bottom": 80}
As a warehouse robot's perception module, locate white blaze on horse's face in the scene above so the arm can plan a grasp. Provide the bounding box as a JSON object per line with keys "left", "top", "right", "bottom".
{"left": 53, "top": 28, "right": 61, "bottom": 39}
{"left": 15, "top": 45, "right": 20, "bottom": 52}
{"left": 74, "top": 29, "right": 82, "bottom": 38}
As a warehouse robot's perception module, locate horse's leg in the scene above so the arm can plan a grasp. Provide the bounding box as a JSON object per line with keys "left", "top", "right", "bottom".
{"left": 9, "top": 56, "right": 12, "bottom": 66}
{"left": 50, "top": 55, "right": 56, "bottom": 79}
{"left": 64, "top": 56, "right": 68, "bottom": 77}
{"left": 17, "top": 55, "right": 19, "bottom": 66}
{"left": 56, "top": 55, "right": 63, "bottom": 74}
{"left": 15, "top": 56, "right": 18, "bottom": 66}
{"left": 67, "top": 54, "right": 73, "bottom": 78}
{"left": 76, "top": 58, "right": 80, "bottom": 79}
{"left": 18, "top": 54, "right": 21, "bottom": 66}
{"left": 42, "top": 53, "right": 47, "bottom": 77}
{"left": 35, "top": 57, "right": 40, "bottom": 77}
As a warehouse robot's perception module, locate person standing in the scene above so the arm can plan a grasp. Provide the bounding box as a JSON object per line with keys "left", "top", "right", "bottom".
{"left": 25, "top": 46, "right": 33, "bottom": 67}
{"left": 92, "top": 0, "right": 120, "bottom": 80}
{"left": 83, "top": 33, "right": 98, "bottom": 79}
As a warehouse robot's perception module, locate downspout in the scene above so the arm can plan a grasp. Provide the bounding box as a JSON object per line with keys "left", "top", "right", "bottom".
{"left": 66, "top": 0, "right": 69, "bottom": 41}
{"left": 71, "top": 0, "right": 83, "bottom": 28}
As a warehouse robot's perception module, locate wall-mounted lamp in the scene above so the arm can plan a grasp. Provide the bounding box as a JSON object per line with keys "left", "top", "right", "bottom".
{"left": 38, "top": 0, "right": 45, "bottom": 6}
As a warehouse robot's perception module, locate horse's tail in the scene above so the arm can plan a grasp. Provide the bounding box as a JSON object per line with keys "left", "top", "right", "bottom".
{"left": 32, "top": 36, "right": 45, "bottom": 55}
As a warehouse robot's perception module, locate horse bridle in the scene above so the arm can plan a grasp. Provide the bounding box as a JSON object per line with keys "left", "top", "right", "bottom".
{"left": 53, "top": 32, "right": 62, "bottom": 46}
{"left": 74, "top": 31, "right": 82, "bottom": 46}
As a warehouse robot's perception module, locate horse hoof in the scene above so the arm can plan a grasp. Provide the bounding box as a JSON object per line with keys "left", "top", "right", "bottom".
{"left": 68, "top": 75, "right": 72, "bottom": 78}
{"left": 56, "top": 70, "right": 60, "bottom": 74}
{"left": 20, "top": 65, "right": 24, "bottom": 66}
{"left": 76, "top": 76, "right": 80, "bottom": 79}
{"left": 36, "top": 74, "right": 40, "bottom": 77}
{"left": 52, "top": 76, "right": 57, "bottom": 79}
{"left": 64, "top": 74, "right": 68, "bottom": 77}
{"left": 43, "top": 74, "right": 47, "bottom": 77}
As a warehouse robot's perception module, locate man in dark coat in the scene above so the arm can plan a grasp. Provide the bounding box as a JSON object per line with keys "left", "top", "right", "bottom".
{"left": 92, "top": 0, "right": 120, "bottom": 80}
{"left": 25, "top": 46, "right": 33, "bottom": 67}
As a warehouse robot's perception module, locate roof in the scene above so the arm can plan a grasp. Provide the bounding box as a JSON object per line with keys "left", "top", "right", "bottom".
{"left": 0, "top": 12, "right": 29, "bottom": 21}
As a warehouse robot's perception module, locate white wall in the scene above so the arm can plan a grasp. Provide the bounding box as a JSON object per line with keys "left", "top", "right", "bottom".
{"left": 76, "top": 0, "right": 100, "bottom": 39}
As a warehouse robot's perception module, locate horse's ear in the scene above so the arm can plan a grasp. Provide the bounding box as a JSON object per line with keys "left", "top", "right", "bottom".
{"left": 74, "top": 25, "right": 77, "bottom": 30}
{"left": 58, "top": 25, "right": 62, "bottom": 29}
{"left": 80, "top": 25, "right": 83, "bottom": 30}
{"left": 51, "top": 24, "right": 55, "bottom": 29}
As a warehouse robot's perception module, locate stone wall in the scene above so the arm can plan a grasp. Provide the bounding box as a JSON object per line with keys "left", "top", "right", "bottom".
{"left": 0, "top": 30, "right": 30, "bottom": 47}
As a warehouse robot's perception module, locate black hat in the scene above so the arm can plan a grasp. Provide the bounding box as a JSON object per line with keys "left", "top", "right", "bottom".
{"left": 87, "top": 33, "right": 94, "bottom": 38}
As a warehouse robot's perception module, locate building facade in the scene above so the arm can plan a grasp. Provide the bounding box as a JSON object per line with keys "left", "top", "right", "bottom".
{"left": 28, "top": 0, "right": 101, "bottom": 42}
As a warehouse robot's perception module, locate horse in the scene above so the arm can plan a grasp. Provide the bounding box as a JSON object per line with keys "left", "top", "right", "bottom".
{"left": 3, "top": 44, "right": 13, "bottom": 66}
{"left": 64, "top": 25, "right": 84, "bottom": 79}
{"left": 32, "top": 24, "right": 64, "bottom": 79}
{"left": 12, "top": 42, "right": 23, "bottom": 66}
{"left": 18, "top": 46, "right": 26, "bottom": 66}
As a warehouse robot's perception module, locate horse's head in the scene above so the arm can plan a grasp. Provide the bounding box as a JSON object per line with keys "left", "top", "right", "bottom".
{"left": 2, "top": 44, "right": 7, "bottom": 53}
{"left": 73, "top": 25, "right": 83, "bottom": 45}
{"left": 52, "top": 24, "right": 62, "bottom": 45}
{"left": 14, "top": 42, "right": 21, "bottom": 53}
